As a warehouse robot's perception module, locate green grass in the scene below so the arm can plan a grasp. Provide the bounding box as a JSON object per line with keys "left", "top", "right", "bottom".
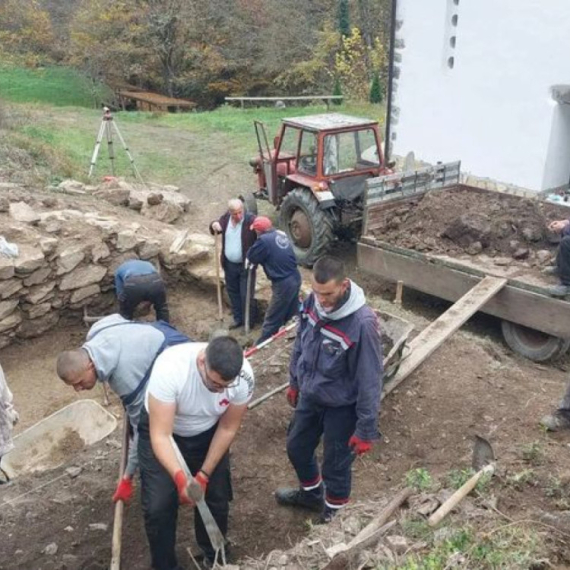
{"left": 0, "top": 65, "right": 111, "bottom": 107}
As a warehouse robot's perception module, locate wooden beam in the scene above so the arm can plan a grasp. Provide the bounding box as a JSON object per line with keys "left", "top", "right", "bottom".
{"left": 358, "top": 242, "right": 570, "bottom": 339}
{"left": 382, "top": 275, "right": 507, "bottom": 399}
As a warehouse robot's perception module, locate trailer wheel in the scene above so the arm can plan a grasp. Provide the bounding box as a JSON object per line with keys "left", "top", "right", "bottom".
{"left": 239, "top": 192, "right": 258, "bottom": 216}
{"left": 501, "top": 320, "right": 570, "bottom": 362}
{"left": 279, "top": 188, "right": 334, "bottom": 266}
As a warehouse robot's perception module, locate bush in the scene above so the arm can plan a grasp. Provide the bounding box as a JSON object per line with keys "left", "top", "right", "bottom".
{"left": 369, "top": 73, "right": 383, "bottom": 104}
{"left": 333, "top": 78, "right": 343, "bottom": 106}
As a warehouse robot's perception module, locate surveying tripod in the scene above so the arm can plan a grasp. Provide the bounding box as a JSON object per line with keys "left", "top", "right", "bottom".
{"left": 88, "top": 107, "right": 144, "bottom": 182}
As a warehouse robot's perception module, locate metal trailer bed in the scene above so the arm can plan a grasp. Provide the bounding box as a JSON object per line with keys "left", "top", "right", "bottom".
{"left": 357, "top": 162, "right": 570, "bottom": 362}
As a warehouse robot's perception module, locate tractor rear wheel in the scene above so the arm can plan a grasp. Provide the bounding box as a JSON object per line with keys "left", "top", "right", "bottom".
{"left": 239, "top": 192, "right": 258, "bottom": 215}
{"left": 501, "top": 320, "right": 570, "bottom": 362}
{"left": 279, "top": 188, "right": 334, "bottom": 267}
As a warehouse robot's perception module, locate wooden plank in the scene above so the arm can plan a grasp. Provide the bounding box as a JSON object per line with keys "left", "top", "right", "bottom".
{"left": 382, "top": 276, "right": 507, "bottom": 399}
{"left": 357, "top": 242, "right": 570, "bottom": 339}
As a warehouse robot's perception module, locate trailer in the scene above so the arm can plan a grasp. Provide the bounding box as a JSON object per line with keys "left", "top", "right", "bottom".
{"left": 357, "top": 162, "right": 570, "bottom": 362}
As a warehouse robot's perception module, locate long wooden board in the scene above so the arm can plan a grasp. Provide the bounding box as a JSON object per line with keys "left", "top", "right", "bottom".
{"left": 382, "top": 276, "right": 507, "bottom": 399}
{"left": 358, "top": 241, "right": 570, "bottom": 339}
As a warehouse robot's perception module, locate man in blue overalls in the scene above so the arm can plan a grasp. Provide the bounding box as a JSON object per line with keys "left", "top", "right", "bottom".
{"left": 246, "top": 216, "right": 301, "bottom": 345}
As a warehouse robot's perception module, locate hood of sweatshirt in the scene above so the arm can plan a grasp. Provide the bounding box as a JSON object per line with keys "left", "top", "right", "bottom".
{"left": 313, "top": 280, "right": 366, "bottom": 321}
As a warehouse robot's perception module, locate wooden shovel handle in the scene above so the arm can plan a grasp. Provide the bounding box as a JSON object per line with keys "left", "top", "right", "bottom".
{"left": 214, "top": 233, "right": 223, "bottom": 320}
{"left": 428, "top": 463, "right": 494, "bottom": 527}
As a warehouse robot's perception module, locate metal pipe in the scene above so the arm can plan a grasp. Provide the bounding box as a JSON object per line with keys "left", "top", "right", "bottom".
{"left": 384, "top": 0, "right": 398, "bottom": 164}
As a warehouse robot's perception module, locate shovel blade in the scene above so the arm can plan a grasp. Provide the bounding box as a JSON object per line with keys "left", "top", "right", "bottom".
{"left": 472, "top": 435, "right": 495, "bottom": 471}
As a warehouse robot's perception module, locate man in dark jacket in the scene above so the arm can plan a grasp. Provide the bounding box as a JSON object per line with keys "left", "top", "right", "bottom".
{"left": 115, "top": 260, "right": 169, "bottom": 322}
{"left": 544, "top": 218, "right": 570, "bottom": 297}
{"left": 246, "top": 216, "right": 301, "bottom": 345}
{"left": 275, "top": 255, "right": 383, "bottom": 523}
{"left": 210, "top": 199, "right": 257, "bottom": 329}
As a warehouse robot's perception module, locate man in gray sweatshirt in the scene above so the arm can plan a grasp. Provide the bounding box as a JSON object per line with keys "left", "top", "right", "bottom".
{"left": 56, "top": 314, "right": 189, "bottom": 502}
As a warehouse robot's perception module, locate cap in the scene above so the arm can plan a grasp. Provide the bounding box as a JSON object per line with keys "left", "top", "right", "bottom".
{"left": 250, "top": 216, "right": 273, "bottom": 232}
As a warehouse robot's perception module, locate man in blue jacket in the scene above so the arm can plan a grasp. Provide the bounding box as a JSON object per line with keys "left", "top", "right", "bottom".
{"left": 275, "top": 255, "right": 383, "bottom": 523}
{"left": 114, "top": 259, "right": 169, "bottom": 322}
{"left": 246, "top": 216, "right": 301, "bottom": 345}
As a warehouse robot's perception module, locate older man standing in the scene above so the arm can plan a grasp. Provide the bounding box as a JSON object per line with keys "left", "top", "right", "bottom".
{"left": 210, "top": 199, "right": 257, "bottom": 329}
{"left": 246, "top": 216, "right": 301, "bottom": 345}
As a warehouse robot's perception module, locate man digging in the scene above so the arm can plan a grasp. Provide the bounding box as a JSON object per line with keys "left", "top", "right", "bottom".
{"left": 275, "top": 255, "right": 383, "bottom": 523}
{"left": 56, "top": 314, "right": 189, "bottom": 502}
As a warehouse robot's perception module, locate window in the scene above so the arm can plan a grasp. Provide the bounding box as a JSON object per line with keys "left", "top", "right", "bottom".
{"left": 297, "top": 131, "right": 318, "bottom": 174}
{"left": 449, "top": 36, "right": 456, "bottom": 48}
{"left": 447, "top": 56, "right": 455, "bottom": 69}
{"left": 323, "top": 129, "right": 380, "bottom": 176}
{"left": 278, "top": 126, "right": 299, "bottom": 158}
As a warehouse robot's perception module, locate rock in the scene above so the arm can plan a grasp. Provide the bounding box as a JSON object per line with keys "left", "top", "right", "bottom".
{"left": 128, "top": 191, "right": 144, "bottom": 211}
{"left": 163, "top": 184, "right": 180, "bottom": 193}
{"left": 536, "top": 249, "right": 552, "bottom": 265}
{"left": 385, "top": 535, "right": 410, "bottom": 555}
{"left": 142, "top": 201, "right": 183, "bottom": 224}
{"left": 17, "top": 312, "right": 59, "bottom": 338}
{"left": 0, "top": 299, "right": 18, "bottom": 320}
{"left": 57, "top": 246, "right": 86, "bottom": 275}
{"left": 70, "top": 284, "right": 100, "bottom": 304}
{"left": 26, "top": 281, "right": 56, "bottom": 304}
{"left": 0, "top": 257, "right": 15, "bottom": 280}
{"left": 512, "top": 247, "right": 530, "bottom": 260}
{"left": 94, "top": 187, "right": 130, "bottom": 207}
{"left": 84, "top": 216, "right": 120, "bottom": 238}
{"left": 58, "top": 179, "right": 86, "bottom": 194}
{"left": 0, "top": 279, "right": 23, "bottom": 299}
{"left": 147, "top": 193, "right": 164, "bottom": 206}
{"left": 13, "top": 246, "right": 46, "bottom": 275}
{"left": 116, "top": 230, "right": 142, "bottom": 252}
{"left": 64, "top": 526, "right": 74, "bottom": 532}
{"left": 66, "top": 466, "right": 82, "bottom": 479}
{"left": 91, "top": 242, "right": 111, "bottom": 263}
{"left": 493, "top": 257, "right": 511, "bottom": 266}
{"left": 0, "top": 195, "right": 9, "bottom": 212}
{"left": 138, "top": 240, "right": 161, "bottom": 260}
{"left": 39, "top": 219, "right": 62, "bottom": 234}
{"left": 9, "top": 201, "right": 40, "bottom": 224}
{"left": 187, "top": 233, "right": 215, "bottom": 248}
{"left": 24, "top": 266, "right": 51, "bottom": 286}
{"left": 278, "top": 554, "right": 288, "bottom": 565}
{"left": 0, "top": 311, "right": 22, "bottom": 334}
{"left": 89, "top": 523, "right": 108, "bottom": 531}
{"left": 60, "top": 265, "right": 107, "bottom": 291}
{"left": 42, "top": 542, "right": 58, "bottom": 555}
{"left": 41, "top": 196, "right": 58, "bottom": 208}
{"left": 466, "top": 241, "right": 483, "bottom": 255}
{"left": 24, "top": 302, "right": 52, "bottom": 319}
{"left": 443, "top": 213, "right": 491, "bottom": 249}
{"left": 161, "top": 244, "right": 209, "bottom": 267}
{"left": 522, "top": 225, "right": 543, "bottom": 242}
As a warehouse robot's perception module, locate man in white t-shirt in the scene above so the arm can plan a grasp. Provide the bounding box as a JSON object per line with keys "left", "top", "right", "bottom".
{"left": 138, "top": 335, "right": 254, "bottom": 570}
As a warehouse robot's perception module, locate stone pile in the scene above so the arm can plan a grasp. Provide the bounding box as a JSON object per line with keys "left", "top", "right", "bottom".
{"left": 0, "top": 198, "right": 216, "bottom": 349}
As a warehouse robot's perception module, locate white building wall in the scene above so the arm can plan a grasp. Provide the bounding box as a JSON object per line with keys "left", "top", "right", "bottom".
{"left": 393, "top": 0, "right": 570, "bottom": 191}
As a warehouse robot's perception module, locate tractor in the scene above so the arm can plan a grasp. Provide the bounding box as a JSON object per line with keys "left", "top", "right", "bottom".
{"left": 248, "top": 113, "right": 392, "bottom": 266}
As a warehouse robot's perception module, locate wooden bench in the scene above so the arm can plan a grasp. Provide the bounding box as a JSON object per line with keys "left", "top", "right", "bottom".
{"left": 225, "top": 95, "right": 343, "bottom": 110}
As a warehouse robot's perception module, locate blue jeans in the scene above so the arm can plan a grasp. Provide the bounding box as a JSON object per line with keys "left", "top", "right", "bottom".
{"left": 286, "top": 395, "right": 357, "bottom": 506}
{"left": 256, "top": 272, "right": 301, "bottom": 344}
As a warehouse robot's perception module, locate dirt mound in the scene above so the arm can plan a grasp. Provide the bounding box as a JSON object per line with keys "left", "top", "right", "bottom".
{"left": 373, "top": 188, "right": 568, "bottom": 263}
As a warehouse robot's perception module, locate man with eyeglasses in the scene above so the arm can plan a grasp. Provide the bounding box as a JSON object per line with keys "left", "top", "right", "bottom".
{"left": 139, "top": 335, "right": 254, "bottom": 570}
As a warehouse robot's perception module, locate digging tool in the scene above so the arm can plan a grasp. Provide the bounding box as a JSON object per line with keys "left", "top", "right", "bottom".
{"left": 214, "top": 233, "right": 224, "bottom": 322}
{"left": 110, "top": 414, "right": 130, "bottom": 570}
{"left": 244, "top": 320, "right": 297, "bottom": 358}
{"left": 428, "top": 436, "right": 495, "bottom": 527}
{"left": 244, "top": 264, "right": 254, "bottom": 336}
{"left": 169, "top": 436, "right": 226, "bottom": 563}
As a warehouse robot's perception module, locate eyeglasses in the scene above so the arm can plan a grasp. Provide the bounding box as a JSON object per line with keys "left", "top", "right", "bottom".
{"left": 201, "top": 362, "right": 240, "bottom": 391}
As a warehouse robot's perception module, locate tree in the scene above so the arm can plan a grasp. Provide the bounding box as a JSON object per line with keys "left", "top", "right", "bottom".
{"left": 369, "top": 72, "right": 382, "bottom": 103}
{"left": 338, "top": 0, "right": 350, "bottom": 37}
{"left": 333, "top": 77, "right": 343, "bottom": 105}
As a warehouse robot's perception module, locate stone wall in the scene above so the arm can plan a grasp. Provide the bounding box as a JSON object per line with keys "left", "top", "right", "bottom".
{"left": 0, "top": 200, "right": 220, "bottom": 350}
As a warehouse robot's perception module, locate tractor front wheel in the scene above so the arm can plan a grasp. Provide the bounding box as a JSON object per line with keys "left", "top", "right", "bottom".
{"left": 279, "top": 188, "right": 334, "bottom": 267}
{"left": 501, "top": 320, "right": 570, "bottom": 362}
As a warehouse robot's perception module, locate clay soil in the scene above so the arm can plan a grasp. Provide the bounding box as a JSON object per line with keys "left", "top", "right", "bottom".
{"left": 372, "top": 187, "right": 570, "bottom": 279}
{"left": 2, "top": 273, "right": 570, "bottom": 569}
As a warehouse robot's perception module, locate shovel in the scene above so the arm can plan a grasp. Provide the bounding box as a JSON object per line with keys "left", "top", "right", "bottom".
{"left": 169, "top": 437, "right": 226, "bottom": 563}
{"left": 244, "top": 264, "right": 254, "bottom": 336}
{"left": 428, "top": 435, "right": 495, "bottom": 526}
{"left": 214, "top": 233, "right": 224, "bottom": 322}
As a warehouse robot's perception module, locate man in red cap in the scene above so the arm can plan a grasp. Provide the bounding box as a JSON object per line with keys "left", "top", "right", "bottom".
{"left": 246, "top": 216, "right": 301, "bottom": 345}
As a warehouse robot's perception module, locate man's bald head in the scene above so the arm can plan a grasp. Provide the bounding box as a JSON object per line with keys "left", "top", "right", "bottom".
{"left": 57, "top": 349, "right": 97, "bottom": 392}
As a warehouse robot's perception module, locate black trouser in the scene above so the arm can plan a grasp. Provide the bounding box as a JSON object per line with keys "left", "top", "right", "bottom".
{"left": 286, "top": 395, "right": 357, "bottom": 509}
{"left": 223, "top": 260, "right": 256, "bottom": 326}
{"left": 557, "top": 236, "right": 570, "bottom": 286}
{"left": 138, "top": 409, "right": 232, "bottom": 570}
{"left": 119, "top": 273, "right": 170, "bottom": 322}
{"left": 256, "top": 272, "right": 301, "bottom": 345}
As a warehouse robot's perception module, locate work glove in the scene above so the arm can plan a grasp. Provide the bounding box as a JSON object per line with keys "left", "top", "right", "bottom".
{"left": 174, "top": 470, "right": 192, "bottom": 505}
{"left": 286, "top": 386, "right": 299, "bottom": 408}
{"left": 348, "top": 435, "right": 373, "bottom": 456}
{"left": 112, "top": 476, "right": 134, "bottom": 503}
{"left": 195, "top": 470, "right": 209, "bottom": 497}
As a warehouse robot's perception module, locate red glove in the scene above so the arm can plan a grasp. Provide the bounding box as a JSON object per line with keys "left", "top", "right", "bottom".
{"left": 112, "top": 476, "right": 133, "bottom": 503}
{"left": 195, "top": 470, "right": 209, "bottom": 496}
{"left": 348, "top": 435, "right": 373, "bottom": 456}
{"left": 286, "top": 387, "right": 299, "bottom": 408}
{"left": 174, "top": 470, "right": 192, "bottom": 505}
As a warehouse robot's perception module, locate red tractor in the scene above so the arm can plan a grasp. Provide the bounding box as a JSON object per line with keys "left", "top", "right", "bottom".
{"left": 249, "top": 113, "right": 391, "bottom": 265}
